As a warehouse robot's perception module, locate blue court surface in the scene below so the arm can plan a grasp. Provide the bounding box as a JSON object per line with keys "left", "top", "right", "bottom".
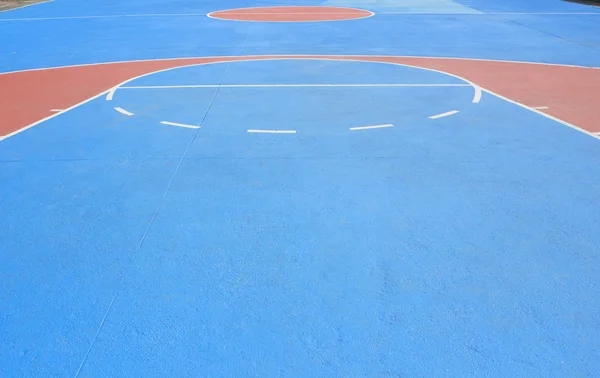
{"left": 1, "top": 0, "right": 600, "bottom": 376}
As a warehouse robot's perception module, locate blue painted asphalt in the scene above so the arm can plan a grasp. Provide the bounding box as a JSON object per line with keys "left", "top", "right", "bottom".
{"left": 1, "top": 0, "right": 600, "bottom": 376}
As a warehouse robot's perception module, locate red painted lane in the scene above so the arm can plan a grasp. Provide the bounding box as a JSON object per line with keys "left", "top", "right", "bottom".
{"left": 1, "top": 55, "right": 599, "bottom": 138}
{"left": 208, "top": 6, "right": 373, "bottom": 22}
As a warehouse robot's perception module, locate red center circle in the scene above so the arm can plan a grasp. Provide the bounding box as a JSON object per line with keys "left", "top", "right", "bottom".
{"left": 207, "top": 6, "right": 374, "bottom": 22}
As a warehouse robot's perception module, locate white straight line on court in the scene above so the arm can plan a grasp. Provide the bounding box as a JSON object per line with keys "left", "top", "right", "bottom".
{"left": 114, "top": 107, "right": 134, "bottom": 116}
{"left": 532, "top": 106, "right": 549, "bottom": 110}
{"left": 350, "top": 124, "right": 394, "bottom": 131}
{"left": 429, "top": 110, "right": 459, "bottom": 119}
{"left": 247, "top": 129, "right": 296, "bottom": 134}
{"left": 120, "top": 83, "right": 472, "bottom": 89}
{"left": 160, "top": 121, "right": 200, "bottom": 129}
{"left": 50, "top": 109, "right": 64, "bottom": 112}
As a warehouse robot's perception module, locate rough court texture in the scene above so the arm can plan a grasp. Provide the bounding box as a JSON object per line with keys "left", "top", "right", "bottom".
{"left": 1, "top": 0, "right": 600, "bottom": 376}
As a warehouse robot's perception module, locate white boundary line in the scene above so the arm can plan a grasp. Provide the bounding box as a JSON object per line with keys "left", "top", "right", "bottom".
{"left": 50, "top": 109, "right": 63, "bottom": 112}
{"left": 160, "top": 121, "right": 200, "bottom": 129}
{"left": 120, "top": 83, "right": 471, "bottom": 89}
{"left": 532, "top": 106, "right": 549, "bottom": 109}
{"left": 248, "top": 129, "right": 296, "bottom": 134}
{"left": 350, "top": 124, "right": 393, "bottom": 131}
{"left": 114, "top": 107, "right": 134, "bottom": 116}
{"left": 206, "top": 5, "right": 375, "bottom": 23}
{"left": 1, "top": 56, "right": 598, "bottom": 141}
{"left": 1, "top": 55, "right": 597, "bottom": 77}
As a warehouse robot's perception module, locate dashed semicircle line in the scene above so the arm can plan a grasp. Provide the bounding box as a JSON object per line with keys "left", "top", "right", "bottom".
{"left": 429, "top": 110, "right": 459, "bottom": 119}
{"left": 160, "top": 121, "right": 200, "bottom": 129}
{"left": 114, "top": 107, "right": 134, "bottom": 116}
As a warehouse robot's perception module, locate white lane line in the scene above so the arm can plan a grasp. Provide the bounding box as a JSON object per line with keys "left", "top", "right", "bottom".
{"left": 106, "top": 86, "right": 118, "bottom": 100}
{"left": 120, "top": 83, "right": 472, "bottom": 89}
{"left": 50, "top": 109, "right": 64, "bottom": 112}
{"left": 472, "top": 85, "right": 482, "bottom": 103}
{"left": 114, "top": 107, "right": 134, "bottom": 116}
{"left": 532, "top": 106, "right": 549, "bottom": 110}
{"left": 350, "top": 124, "right": 394, "bottom": 131}
{"left": 247, "top": 129, "right": 297, "bottom": 134}
{"left": 429, "top": 110, "right": 459, "bottom": 119}
{"left": 160, "top": 121, "right": 200, "bottom": 129}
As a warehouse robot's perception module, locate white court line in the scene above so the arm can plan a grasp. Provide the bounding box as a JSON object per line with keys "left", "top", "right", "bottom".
{"left": 472, "top": 85, "right": 482, "bottom": 103}
{"left": 429, "top": 110, "right": 460, "bottom": 119}
{"left": 50, "top": 109, "right": 64, "bottom": 112}
{"left": 114, "top": 107, "right": 134, "bottom": 116}
{"left": 121, "top": 83, "right": 472, "bottom": 89}
{"left": 350, "top": 124, "right": 394, "bottom": 131}
{"left": 1, "top": 56, "right": 598, "bottom": 142}
{"left": 160, "top": 121, "right": 200, "bottom": 129}
{"left": 532, "top": 106, "right": 549, "bottom": 110}
{"left": 248, "top": 129, "right": 296, "bottom": 134}
{"left": 106, "top": 86, "right": 118, "bottom": 100}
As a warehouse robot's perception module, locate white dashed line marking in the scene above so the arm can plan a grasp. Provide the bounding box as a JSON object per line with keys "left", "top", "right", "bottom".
{"left": 114, "top": 107, "right": 134, "bottom": 116}
{"left": 247, "top": 129, "right": 297, "bottom": 134}
{"left": 350, "top": 124, "right": 394, "bottom": 131}
{"left": 160, "top": 121, "right": 200, "bottom": 129}
{"left": 429, "top": 110, "right": 459, "bottom": 119}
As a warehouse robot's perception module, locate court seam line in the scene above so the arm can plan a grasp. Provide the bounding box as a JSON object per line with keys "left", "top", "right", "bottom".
{"left": 1, "top": 55, "right": 597, "bottom": 76}
{"left": 73, "top": 33, "right": 249, "bottom": 378}
{"left": 73, "top": 289, "right": 118, "bottom": 377}
{"left": 484, "top": 12, "right": 600, "bottom": 53}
